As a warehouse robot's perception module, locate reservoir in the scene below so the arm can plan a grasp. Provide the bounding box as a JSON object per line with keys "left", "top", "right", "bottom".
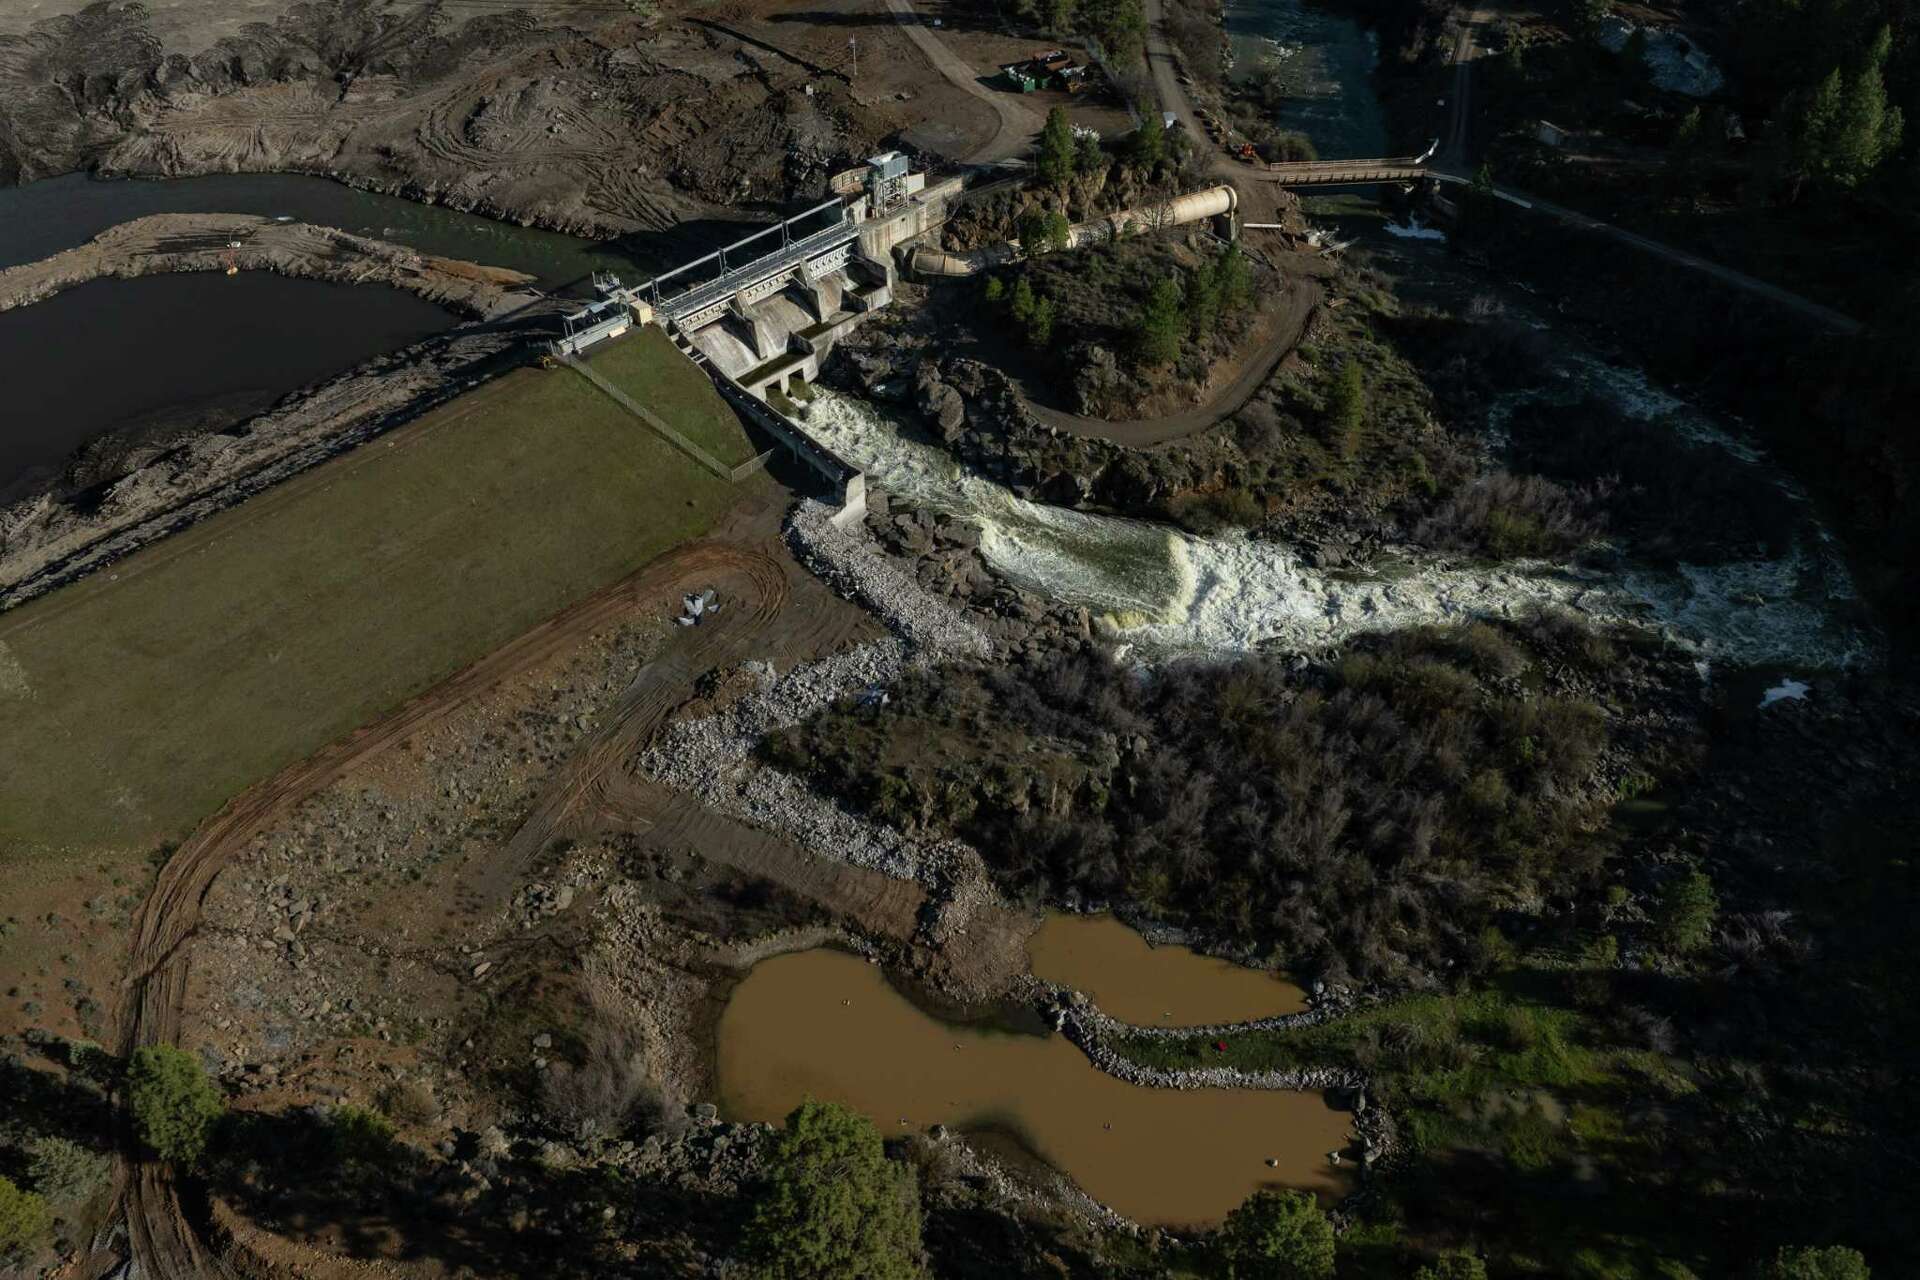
{"left": 715, "top": 947, "right": 1352, "bottom": 1226}
{"left": 0, "top": 171, "right": 633, "bottom": 283}
{"left": 0, "top": 172, "right": 775, "bottom": 501}
{"left": 0, "top": 272, "right": 451, "bottom": 503}
{"left": 1026, "top": 914, "right": 1308, "bottom": 1026}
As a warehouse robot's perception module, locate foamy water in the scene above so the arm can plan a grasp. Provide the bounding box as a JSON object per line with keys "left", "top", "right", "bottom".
{"left": 799, "top": 391, "right": 1870, "bottom": 668}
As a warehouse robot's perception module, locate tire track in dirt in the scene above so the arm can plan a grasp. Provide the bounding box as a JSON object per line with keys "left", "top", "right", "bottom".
{"left": 111, "top": 536, "right": 790, "bottom": 1280}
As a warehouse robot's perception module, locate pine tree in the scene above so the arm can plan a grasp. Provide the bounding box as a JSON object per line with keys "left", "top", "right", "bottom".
{"left": 1788, "top": 29, "right": 1904, "bottom": 194}
{"left": 1037, "top": 107, "right": 1076, "bottom": 187}
{"left": 1010, "top": 277, "right": 1037, "bottom": 326}
{"left": 1216, "top": 241, "right": 1252, "bottom": 313}
{"left": 0, "top": 1176, "right": 52, "bottom": 1257}
{"left": 1131, "top": 110, "right": 1165, "bottom": 169}
{"left": 1187, "top": 258, "right": 1223, "bottom": 339}
{"left": 1134, "top": 275, "right": 1185, "bottom": 367}
{"left": 1215, "top": 1189, "right": 1336, "bottom": 1280}
{"left": 127, "top": 1045, "right": 225, "bottom": 1165}
{"left": 741, "top": 1101, "right": 925, "bottom": 1280}
{"left": 1025, "top": 295, "right": 1056, "bottom": 348}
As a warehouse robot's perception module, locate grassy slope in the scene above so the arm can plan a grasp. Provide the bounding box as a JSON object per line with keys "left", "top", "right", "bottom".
{"left": 583, "top": 326, "right": 760, "bottom": 468}
{"left": 0, "top": 366, "right": 737, "bottom": 856}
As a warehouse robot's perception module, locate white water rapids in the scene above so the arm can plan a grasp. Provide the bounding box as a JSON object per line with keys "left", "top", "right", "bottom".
{"left": 798, "top": 379, "right": 1871, "bottom": 668}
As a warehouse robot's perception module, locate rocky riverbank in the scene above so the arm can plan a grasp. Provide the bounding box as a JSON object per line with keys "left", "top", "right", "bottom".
{"left": 0, "top": 212, "right": 540, "bottom": 319}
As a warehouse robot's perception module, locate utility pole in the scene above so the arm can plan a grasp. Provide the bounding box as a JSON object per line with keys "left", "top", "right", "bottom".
{"left": 849, "top": 36, "right": 857, "bottom": 81}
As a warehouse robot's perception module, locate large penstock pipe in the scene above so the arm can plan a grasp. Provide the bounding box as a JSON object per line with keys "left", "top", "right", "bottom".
{"left": 907, "top": 185, "right": 1239, "bottom": 278}
{"left": 1079, "top": 184, "right": 1237, "bottom": 247}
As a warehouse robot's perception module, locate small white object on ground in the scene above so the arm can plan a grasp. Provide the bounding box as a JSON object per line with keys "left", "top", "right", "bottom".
{"left": 1759, "top": 677, "right": 1810, "bottom": 708}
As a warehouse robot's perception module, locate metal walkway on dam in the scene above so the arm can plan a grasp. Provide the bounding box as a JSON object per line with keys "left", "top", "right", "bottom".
{"left": 629, "top": 199, "right": 862, "bottom": 331}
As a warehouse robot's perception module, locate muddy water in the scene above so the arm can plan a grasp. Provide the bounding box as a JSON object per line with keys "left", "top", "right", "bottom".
{"left": 716, "top": 948, "right": 1352, "bottom": 1226}
{"left": 1026, "top": 914, "right": 1307, "bottom": 1026}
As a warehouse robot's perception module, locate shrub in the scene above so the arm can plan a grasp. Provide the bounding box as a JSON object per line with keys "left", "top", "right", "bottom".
{"left": 378, "top": 1080, "right": 441, "bottom": 1126}
{"left": 1415, "top": 472, "right": 1601, "bottom": 560}
{"left": 1326, "top": 359, "right": 1366, "bottom": 453}
{"left": 1761, "top": 1246, "right": 1871, "bottom": 1280}
{"left": 741, "top": 1100, "right": 925, "bottom": 1280}
{"left": 1656, "top": 869, "right": 1718, "bottom": 955}
{"left": 127, "top": 1045, "right": 224, "bottom": 1165}
{"left": 1215, "top": 1188, "right": 1336, "bottom": 1280}
{"left": 1416, "top": 1253, "right": 1490, "bottom": 1280}
{"left": 540, "top": 1015, "right": 657, "bottom": 1139}
{"left": 25, "top": 1136, "right": 110, "bottom": 1202}
{"left": 0, "top": 1176, "right": 52, "bottom": 1256}
{"left": 328, "top": 1105, "right": 397, "bottom": 1164}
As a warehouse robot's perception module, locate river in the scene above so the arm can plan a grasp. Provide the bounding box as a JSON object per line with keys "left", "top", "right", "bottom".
{"left": 797, "top": 384, "right": 1868, "bottom": 668}
{"left": 716, "top": 947, "right": 1352, "bottom": 1226}
{"left": 1225, "top": 0, "right": 1391, "bottom": 158}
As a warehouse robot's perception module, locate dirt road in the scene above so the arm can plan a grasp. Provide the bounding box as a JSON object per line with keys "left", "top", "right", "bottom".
{"left": 110, "top": 532, "right": 802, "bottom": 1279}
{"left": 1028, "top": 274, "right": 1326, "bottom": 446}
{"left": 883, "top": 0, "right": 1044, "bottom": 163}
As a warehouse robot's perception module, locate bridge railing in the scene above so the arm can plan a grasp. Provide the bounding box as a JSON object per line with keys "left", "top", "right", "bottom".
{"left": 634, "top": 199, "right": 850, "bottom": 306}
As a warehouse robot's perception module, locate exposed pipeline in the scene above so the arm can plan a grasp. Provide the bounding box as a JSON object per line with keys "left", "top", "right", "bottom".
{"left": 907, "top": 185, "right": 1239, "bottom": 278}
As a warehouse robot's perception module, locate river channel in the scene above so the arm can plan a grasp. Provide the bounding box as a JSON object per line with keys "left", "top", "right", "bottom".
{"left": 716, "top": 947, "right": 1352, "bottom": 1226}
{"left": 1225, "top": 0, "right": 1391, "bottom": 158}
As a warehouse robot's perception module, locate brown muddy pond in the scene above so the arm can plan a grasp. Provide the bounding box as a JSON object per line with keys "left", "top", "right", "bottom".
{"left": 1025, "top": 913, "right": 1308, "bottom": 1026}
{"left": 715, "top": 948, "right": 1351, "bottom": 1226}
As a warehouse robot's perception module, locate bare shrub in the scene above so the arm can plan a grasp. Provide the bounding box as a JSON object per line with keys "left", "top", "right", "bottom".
{"left": 540, "top": 992, "right": 659, "bottom": 1140}
{"left": 377, "top": 1080, "right": 440, "bottom": 1126}
{"left": 1415, "top": 471, "right": 1605, "bottom": 559}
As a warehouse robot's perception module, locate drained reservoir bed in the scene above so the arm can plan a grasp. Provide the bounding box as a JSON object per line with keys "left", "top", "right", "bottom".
{"left": 716, "top": 947, "right": 1351, "bottom": 1226}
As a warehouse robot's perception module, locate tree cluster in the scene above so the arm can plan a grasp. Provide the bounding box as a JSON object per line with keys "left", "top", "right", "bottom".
{"left": 1014, "top": 0, "right": 1147, "bottom": 64}
{"left": 1132, "top": 241, "right": 1254, "bottom": 369}
{"left": 982, "top": 274, "right": 1057, "bottom": 349}
{"left": 765, "top": 620, "right": 1629, "bottom": 984}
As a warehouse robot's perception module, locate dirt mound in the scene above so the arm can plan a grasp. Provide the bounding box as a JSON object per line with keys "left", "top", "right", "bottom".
{"left": 0, "top": 2, "right": 894, "bottom": 234}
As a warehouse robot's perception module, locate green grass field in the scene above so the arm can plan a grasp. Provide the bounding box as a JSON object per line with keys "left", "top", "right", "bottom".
{"left": 584, "top": 326, "right": 760, "bottom": 468}
{"left": 0, "top": 366, "right": 742, "bottom": 857}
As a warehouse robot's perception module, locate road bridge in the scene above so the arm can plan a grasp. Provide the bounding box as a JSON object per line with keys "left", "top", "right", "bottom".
{"left": 1238, "top": 155, "right": 1437, "bottom": 186}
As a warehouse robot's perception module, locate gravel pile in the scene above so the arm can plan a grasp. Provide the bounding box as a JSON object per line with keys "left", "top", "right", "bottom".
{"left": 641, "top": 640, "right": 972, "bottom": 883}
{"left": 787, "top": 498, "right": 990, "bottom": 659}
{"left": 638, "top": 500, "right": 1000, "bottom": 884}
